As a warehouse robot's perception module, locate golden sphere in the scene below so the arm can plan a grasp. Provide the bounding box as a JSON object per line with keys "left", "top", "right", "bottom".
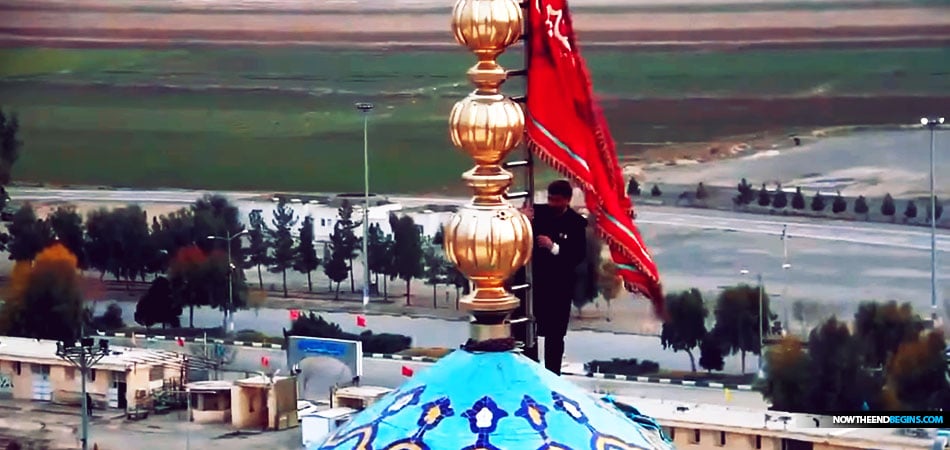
{"left": 443, "top": 204, "right": 532, "bottom": 311}
{"left": 451, "top": 0, "right": 523, "bottom": 54}
{"left": 449, "top": 94, "right": 524, "bottom": 166}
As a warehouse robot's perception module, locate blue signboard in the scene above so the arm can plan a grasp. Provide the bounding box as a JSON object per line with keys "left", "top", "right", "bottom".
{"left": 297, "top": 339, "right": 348, "bottom": 357}
{"left": 287, "top": 336, "right": 363, "bottom": 401}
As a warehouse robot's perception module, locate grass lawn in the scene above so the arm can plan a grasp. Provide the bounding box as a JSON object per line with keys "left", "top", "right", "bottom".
{"left": 1, "top": 46, "right": 947, "bottom": 193}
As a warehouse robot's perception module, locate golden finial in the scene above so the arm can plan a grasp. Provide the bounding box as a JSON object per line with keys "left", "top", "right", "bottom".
{"left": 445, "top": 0, "right": 531, "bottom": 341}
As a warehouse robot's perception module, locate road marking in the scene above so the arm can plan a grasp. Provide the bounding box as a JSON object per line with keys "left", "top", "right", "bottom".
{"left": 638, "top": 218, "right": 950, "bottom": 251}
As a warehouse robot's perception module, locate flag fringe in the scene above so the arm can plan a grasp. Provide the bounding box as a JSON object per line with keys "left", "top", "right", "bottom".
{"left": 525, "top": 136, "right": 663, "bottom": 303}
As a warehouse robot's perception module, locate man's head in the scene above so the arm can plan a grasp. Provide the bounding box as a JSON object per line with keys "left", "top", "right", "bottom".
{"left": 546, "top": 180, "right": 573, "bottom": 214}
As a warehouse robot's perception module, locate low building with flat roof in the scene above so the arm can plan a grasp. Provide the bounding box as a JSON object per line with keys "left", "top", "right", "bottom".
{"left": 185, "top": 380, "right": 234, "bottom": 424}
{"left": 614, "top": 396, "right": 934, "bottom": 450}
{"left": 0, "top": 336, "right": 185, "bottom": 410}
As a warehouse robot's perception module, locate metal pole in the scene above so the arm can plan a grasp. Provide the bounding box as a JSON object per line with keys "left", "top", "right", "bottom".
{"left": 758, "top": 272, "right": 764, "bottom": 372}
{"left": 362, "top": 111, "right": 371, "bottom": 307}
{"left": 782, "top": 224, "right": 788, "bottom": 263}
{"left": 355, "top": 102, "right": 374, "bottom": 307}
{"left": 226, "top": 229, "right": 233, "bottom": 333}
{"left": 522, "top": 0, "right": 536, "bottom": 352}
{"left": 80, "top": 346, "right": 88, "bottom": 450}
{"left": 186, "top": 391, "right": 192, "bottom": 450}
{"left": 929, "top": 122, "right": 937, "bottom": 326}
{"left": 781, "top": 225, "right": 789, "bottom": 330}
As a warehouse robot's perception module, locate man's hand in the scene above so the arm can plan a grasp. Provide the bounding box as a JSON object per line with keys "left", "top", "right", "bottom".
{"left": 520, "top": 204, "right": 534, "bottom": 221}
{"left": 536, "top": 235, "right": 554, "bottom": 250}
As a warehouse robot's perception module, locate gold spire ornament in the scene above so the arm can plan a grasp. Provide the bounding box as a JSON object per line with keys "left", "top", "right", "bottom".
{"left": 444, "top": 0, "right": 531, "bottom": 342}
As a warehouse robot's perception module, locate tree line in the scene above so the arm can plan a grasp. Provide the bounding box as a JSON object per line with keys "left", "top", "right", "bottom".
{"left": 660, "top": 285, "right": 777, "bottom": 375}
{"left": 660, "top": 288, "right": 948, "bottom": 412}
{"left": 0, "top": 194, "right": 475, "bottom": 333}
{"left": 625, "top": 177, "right": 945, "bottom": 224}
{"left": 763, "top": 301, "right": 948, "bottom": 413}
{"left": 733, "top": 178, "right": 944, "bottom": 223}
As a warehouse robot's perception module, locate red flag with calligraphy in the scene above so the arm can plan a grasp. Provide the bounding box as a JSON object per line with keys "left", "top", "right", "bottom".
{"left": 526, "top": 0, "right": 665, "bottom": 318}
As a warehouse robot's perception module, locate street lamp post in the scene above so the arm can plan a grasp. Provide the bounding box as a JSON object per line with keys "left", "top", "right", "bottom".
{"left": 780, "top": 224, "right": 791, "bottom": 331}
{"left": 56, "top": 336, "right": 110, "bottom": 450}
{"left": 921, "top": 116, "right": 945, "bottom": 327}
{"left": 207, "top": 229, "right": 248, "bottom": 332}
{"left": 356, "top": 102, "right": 375, "bottom": 307}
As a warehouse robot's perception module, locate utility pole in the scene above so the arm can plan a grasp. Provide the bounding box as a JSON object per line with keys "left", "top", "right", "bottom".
{"left": 56, "top": 333, "right": 110, "bottom": 450}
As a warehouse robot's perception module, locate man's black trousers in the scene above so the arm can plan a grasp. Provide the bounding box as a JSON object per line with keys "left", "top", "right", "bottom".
{"left": 522, "top": 336, "right": 565, "bottom": 376}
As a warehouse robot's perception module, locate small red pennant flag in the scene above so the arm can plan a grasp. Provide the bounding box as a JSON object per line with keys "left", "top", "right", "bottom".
{"left": 289, "top": 309, "right": 300, "bottom": 321}
{"left": 261, "top": 356, "right": 270, "bottom": 368}
{"left": 356, "top": 315, "right": 367, "bottom": 327}
{"left": 401, "top": 365, "right": 414, "bottom": 377}
{"left": 176, "top": 337, "right": 184, "bottom": 347}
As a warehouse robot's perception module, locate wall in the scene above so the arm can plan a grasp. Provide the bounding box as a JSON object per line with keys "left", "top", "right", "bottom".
{"left": 271, "top": 377, "right": 297, "bottom": 430}
{"left": 192, "top": 408, "right": 230, "bottom": 424}
{"left": 0, "top": 359, "right": 33, "bottom": 400}
{"left": 232, "top": 385, "right": 267, "bottom": 429}
{"left": 663, "top": 425, "right": 891, "bottom": 450}
{"left": 190, "top": 391, "right": 231, "bottom": 424}
{"left": 667, "top": 427, "right": 777, "bottom": 450}
{"left": 0, "top": 357, "right": 182, "bottom": 409}
{"left": 126, "top": 363, "right": 151, "bottom": 408}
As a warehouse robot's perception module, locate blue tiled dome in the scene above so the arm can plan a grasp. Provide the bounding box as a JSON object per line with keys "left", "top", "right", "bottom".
{"left": 311, "top": 349, "right": 675, "bottom": 450}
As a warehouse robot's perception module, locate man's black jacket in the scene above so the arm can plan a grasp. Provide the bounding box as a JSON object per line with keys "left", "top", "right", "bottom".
{"left": 512, "top": 204, "right": 587, "bottom": 338}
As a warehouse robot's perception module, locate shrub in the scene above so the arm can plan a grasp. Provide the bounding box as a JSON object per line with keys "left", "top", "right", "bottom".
{"left": 772, "top": 186, "right": 788, "bottom": 209}
{"left": 695, "top": 182, "right": 709, "bottom": 200}
{"left": 735, "top": 178, "right": 755, "bottom": 205}
{"left": 810, "top": 191, "right": 826, "bottom": 212}
{"left": 234, "top": 329, "right": 283, "bottom": 345}
{"left": 854, "top": 196, "right": 869, "bottom": 216}
{"left": 904, "top": 200, "right": 918, "bottom": 221}
{"left": 757, "top": 184, "right": 771, "bottom": 207}
{"left": 881, "top": 193, "right": 896, "bottom": 217}
{"left": 832, "top": 191, "right": 847, "bottom": 214}
{"left": 584, "top": 358, "right": 660, "bottom": 376}
{"left": 283, "top": 312, "right": 412, "bottom": 354}
{"left": 92, "top": 302, "right": 125, "bottom": 331}
{"left": 360, "top": 332, "right": 412, "bottom": 354}
{"left": 627, "top": 178, "right": 641, "bottom": 196}
{"left": 791, "top": 187, "right": 806, "bottom": 210}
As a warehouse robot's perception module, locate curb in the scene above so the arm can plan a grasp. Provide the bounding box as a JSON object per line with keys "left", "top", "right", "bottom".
{"left": 566, "top": 371, "right": 755, "bottom": 391}
{"left": 105, "top": 333, "right": 751, "bottom": 390}
{"left": 108, "top": 332, "right": 285, "bottom": 350}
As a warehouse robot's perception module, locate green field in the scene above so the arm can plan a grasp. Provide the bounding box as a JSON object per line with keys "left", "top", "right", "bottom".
{"left": 16, "top": 0, "right": 947, "bottom": 15}
{"left": 1, "top": 46, "right": 948, "bottom": 193}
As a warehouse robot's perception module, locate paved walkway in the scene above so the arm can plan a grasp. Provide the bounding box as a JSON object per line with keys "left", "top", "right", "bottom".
{"left": 0, "top": 399, "right": 302, "bottom": 450}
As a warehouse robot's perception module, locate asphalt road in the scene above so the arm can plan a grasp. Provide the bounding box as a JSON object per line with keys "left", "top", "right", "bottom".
{"left": 648, "top": 129, "right": 950, "bottom": 199}
{"left": 20, "top": 184, "right": 945, "bottom": 329}
{"left": 95, "top": 302, "right": 748, "bottom": 373}
{"left": 103, "top": 336, "right": 767, "bottom": 409}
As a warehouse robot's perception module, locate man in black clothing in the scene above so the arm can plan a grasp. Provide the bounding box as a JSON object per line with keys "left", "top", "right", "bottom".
{"left": 512, "top": 180, "right": 587, "bottom": 375}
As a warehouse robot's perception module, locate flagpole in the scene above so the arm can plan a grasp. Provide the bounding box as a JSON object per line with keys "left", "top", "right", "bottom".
{"left": 521, "top": 0, "right": 537, "bottom": 355}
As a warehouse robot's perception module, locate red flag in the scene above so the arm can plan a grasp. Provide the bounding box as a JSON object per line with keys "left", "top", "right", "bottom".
{"left": 176, "top": 337, "right": 185, "bottom": 347}
{"left": 289, "top": 309, "right": 300, "bottom": 321}
{"left": 526, "top": 0, "right": 665, "bottom": 318}
{"left": 261, "top": 356, "right": 270, "bottom": 368}
{"left": 356, "top": 315, "right": 367, "bottom": 328}
{"left": 401, "top": 365, "right": 414, "bottom": 377}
